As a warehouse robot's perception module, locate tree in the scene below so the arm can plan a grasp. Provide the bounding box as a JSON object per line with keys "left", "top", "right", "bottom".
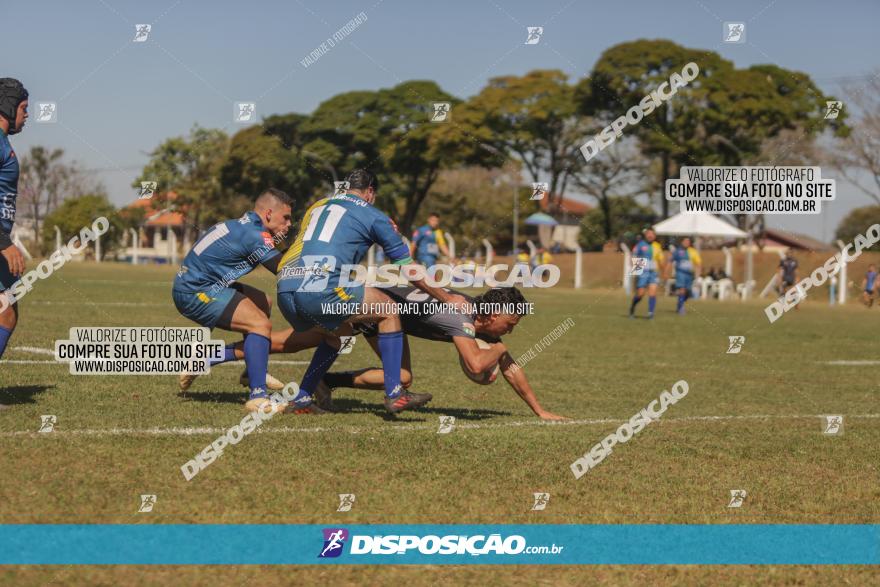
{"left": 577, "top": 40, "right": 841, "bottom": 219}
{"left": 835, "top": 205, "right": 880, "bottom": 252}
{"left": 573, "top": 139, "right": 648, "bottom": 244}
{"left": 18, "top": 146, "right": 103, "bottom": 253}
{"left": 42, "top": 194, "right": 122, "bottom": 258}
{"left": 578, "top": 195, "right": 656, "bottom": 252}
{"left": 419, "top": 163, "right": 535, "bottom": 255}
{"left": 827, "top": 73, "right": 880, "bottom": 204}
{"left": 454, "top": 70, "right": 588, "bottom": 213}
{"left": 303, "top": 80, "right": 494, "bottom": 234}
{"left": 220, "top": 119, "right": 317, "bottom": 219}
{"left": 135, "top": 126, "right": 230, "bottom": 241}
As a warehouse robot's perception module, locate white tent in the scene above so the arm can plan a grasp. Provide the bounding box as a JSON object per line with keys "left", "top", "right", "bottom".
{"left": 653, "top": 212, "right": 754, "bottom": 299}
{"left": 652, "top": 212, "right": 747, "bottom": 238}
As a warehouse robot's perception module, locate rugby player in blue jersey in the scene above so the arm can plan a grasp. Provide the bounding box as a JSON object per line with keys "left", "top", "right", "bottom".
{"left": 173, "top": 188, "right": 295, "bottom": 412}
{"left": 0, "top": 78, "right": 29, "bottom": 360}
{"left": 411, "top": 212, "right": 451, "bottom": 267}
{"left": 629, "top": 228, "right": 665, "bottom": 319}
{"left": 669, "top": 236, "right": 701, "bottom": 315}
{"left": 862, "top": 264, "right": 877, "bottom": 308}
{"left": 276, "top": 169, "right": 467, "bottom": 414}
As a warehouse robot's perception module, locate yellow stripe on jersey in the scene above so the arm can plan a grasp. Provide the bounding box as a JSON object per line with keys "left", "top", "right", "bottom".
{"left": 278, "top": 197, "right": 331, "bottom": 269}
{"left": 435, "top": 228, "right": 447, "bottom": 249}
{"left": 196, "top": 292, "right": 214, "bottom": 304}
{"left": 334, "top": 287, "right": 353, "bottom": 301}
{"left": 651, "top": 241, "right": 664, "bottom": 268}
{"left": 688, "top": 246, "right": 702, "bottom": 267}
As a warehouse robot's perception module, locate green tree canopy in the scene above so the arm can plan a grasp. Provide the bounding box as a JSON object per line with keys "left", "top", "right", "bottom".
{"left": 135, "top": 126, "right": 230, "bottom": 237}
{"left": 42, "top": 194, "right": 122, "bottom": 258}
{"left": 578, "top": 195, "right": 656, "bottom": 252}
{"left": 577, "top": 40, "right": 844, "bottom": 218}
{"left": 835, "top": 205, "right": 880, "bottom": 252}
{"left": 450, "top": 70, "right": 587, "bottom": 213}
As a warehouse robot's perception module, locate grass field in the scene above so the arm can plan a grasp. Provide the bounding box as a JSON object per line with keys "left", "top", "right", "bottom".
{"left": 1, "top": 262, "right": 878, "bottom": 585}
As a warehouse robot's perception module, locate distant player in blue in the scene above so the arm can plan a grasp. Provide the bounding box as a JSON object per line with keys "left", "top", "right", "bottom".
{"left": 629, "top": 228, "right": 665, "bottom": 319}
{"left": 862, "top": 264, "right": 877, "bottom": 308}
{"left": 277, "top": 169, "right": 467, "bottom": 415}
{"left": 670, "top": 236, "right": 701, "bottom": 315}
{"left": 172, "top": 188, "right": 293, "bottom": 413}
{"left": 0, "top": 78, "right": 29, "bottom": 360}
{"left": 411, "top": 212, "right": 451, "bottom": 267}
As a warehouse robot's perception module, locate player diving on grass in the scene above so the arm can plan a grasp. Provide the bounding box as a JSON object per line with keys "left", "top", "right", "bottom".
{"left": 318, "top": 285, "right": 567, "bottom": 421}
{"left": 0, "top": 78, "right": 28, "bottom": 361}
{"left": 629, "top": 227, "right": 665, "bottom": 319}
{"left": 669, "top": 236, "right": 701, "bottom": 315}
{"left": 173, "top": 188, "right": 299, "bottom": 412}
{"left": 276, "top": 169, "right": 468, "bottom": 415}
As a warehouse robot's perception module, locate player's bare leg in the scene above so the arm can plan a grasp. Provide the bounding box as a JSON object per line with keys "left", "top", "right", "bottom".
{"left": 0, "top": 300, "right": 18, "bottom": 360}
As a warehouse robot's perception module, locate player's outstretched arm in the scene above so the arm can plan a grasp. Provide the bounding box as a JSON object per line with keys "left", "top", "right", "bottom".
{"left": 453, "top": 336, "right": 507, "bottom": 374}
{"left": 497, "top": 351, "right": 567, "bottom": 421}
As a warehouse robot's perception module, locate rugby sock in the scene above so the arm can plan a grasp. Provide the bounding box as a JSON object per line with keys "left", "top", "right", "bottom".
{"left": 0, "top": 325, "right": 12, "bottom": 360}
{"left": 298, "top": 342, "right": 339, "bottom": 403}
{"left": 323, "top": 371, "right": 356, "bottom": 389}
{"left": 648, "top": 296, "right": 657, "bottom": 315}
{"left": 378, "top": 331, "right": 404, "bottom": 398}
{"left": 677, "top": 294, "right": 686, "bottom": 313}
{"left": 629, "top": 296, "right": 642, "bottom": 314}
{"left": 243, "top": 333, "right": 271, "bottom": 399}
{"left": 209, "top": 343, "right": 237, "bottom": 366}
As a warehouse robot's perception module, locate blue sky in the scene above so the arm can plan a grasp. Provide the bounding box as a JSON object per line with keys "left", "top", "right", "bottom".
{"left": 5, "top": 0, "right": 879, "bottom": 240}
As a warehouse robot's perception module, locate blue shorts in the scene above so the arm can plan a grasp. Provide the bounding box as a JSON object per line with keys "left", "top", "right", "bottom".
{"left": 636, "top": 270, "right": 659, "bottom": 289}
{"left": 278, "top": 285, "right": 365, "bottom": 332}
{"left": 676, "top": 274, "right": 694, "bottom": 290}
{"left": 0, "top": 252, "right": 17, "bottom": 291}
{"left": 172, "top": 286, "right": 238, "bottom": 329}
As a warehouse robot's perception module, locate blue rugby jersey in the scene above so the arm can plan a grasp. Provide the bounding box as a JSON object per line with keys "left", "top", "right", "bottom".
{"left": 672, "top": 246, "right": 701, "bottom": 278}
{"left": 411, "top": 224, "right": 446, "bottom": 262}
{"left": 173, "top": 211, "right": 280, "bottom": 293}
{"left": 632, "top": 239, "right": 663, "bottom": 271}
{"left": 0, "top": 129, "right": 19, "bottom": 236}
{"left": 277, "top": 193, "right": 411, "bottom": 294}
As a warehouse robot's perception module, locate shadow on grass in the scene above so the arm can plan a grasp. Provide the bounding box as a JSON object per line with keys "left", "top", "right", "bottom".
{"left": 330, "top": 397, "right": 511, "bottom": 421}
{"left": 177, "top": 390, "right": 246, "bottom": 405}
{"left": 176, "top": 391, "right": 512, "bottom": 422}
{"left": 0, "top": 385, "right": 55, "bottom": 406}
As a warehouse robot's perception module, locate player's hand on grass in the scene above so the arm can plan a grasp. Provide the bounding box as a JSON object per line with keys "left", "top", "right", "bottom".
{"left": 2, "top": 244, "right": 25, "bottom": 276}
{"left": 537, "top": 410, "right": 568, "bottom": 422}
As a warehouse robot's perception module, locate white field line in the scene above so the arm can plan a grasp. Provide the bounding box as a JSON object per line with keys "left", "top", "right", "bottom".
{"left": 13, "top": 346, "right": 55, "bottom": 356}
{"left": 1, "top": 414, "right": 877, "bottom": 437}
{"left": 824, "top": 360, "right": 880, "bottom": 365}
